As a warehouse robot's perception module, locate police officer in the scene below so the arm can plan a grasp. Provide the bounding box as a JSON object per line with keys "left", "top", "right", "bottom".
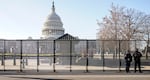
{"left": 125, "top": 50, "right": 132, "bottom": 73}
{"left": 133, "top": 49, "right": 142, "bottom": 73}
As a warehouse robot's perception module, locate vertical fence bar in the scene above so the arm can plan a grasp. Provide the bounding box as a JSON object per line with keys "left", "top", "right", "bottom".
{"left": 3, "top": 40, "right": 6, "bottom": 71}
{"left": 1, "top": 40, "right": 4, "bottom": 65}
{"left": 146, "top": 44, "right": 149, "bottom": 60}
{"left": 1, "top": 40, "right": 3, "bottom": 65}
{"left": 146, "top": 33, "right": 149, "bottom": 59}
{"left": 135, "top": 40, "right": 137, "bottom": 50}
{"left": 70, "top": 40, "right": 72, "bottom": 72}
{"left": 53, "top": 40, "right": 56, "bottom": 72}
{"left": 86, "top": 40, "right": 89, "bottom": 72}
{"left": 115, "top": 41, "right": 118, "bottom": 59}
{"left": 119, "top": 40, "right": 121, "bottom": 71}
{"left": 20, "top": 40, "right": 23, "bottom": 72}
{"left": 37, "top": 40, "right": 39, "bottom": 72}
{"left": 102, "top": 40, "right": 105, "bottom": 72}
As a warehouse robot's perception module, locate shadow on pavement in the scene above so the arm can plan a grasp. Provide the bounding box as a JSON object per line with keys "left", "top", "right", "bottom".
{"left": 9, "top": 76, "right": 71, "bottom": 80}
{"left": 0, "top": 70, "right": 150, "bottom": 75}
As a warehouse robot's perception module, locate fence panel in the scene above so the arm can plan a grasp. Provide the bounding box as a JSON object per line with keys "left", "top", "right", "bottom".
{"left": 0, "top": 40, "right": 21, "bottom": 71}
{"left": 88, "top": 40, "right": 103, "bottom": 72}
{"left": 71, "top": 40, "right": 87, "bottom": 72}
{"left": 0, "top": 39, "right": 149, "bottom": 72}
{"left": 22, "top": 40, "right": 37, "bottom": 71}
{"left": 38, "top": 40, "right": 54, "bottom": 72}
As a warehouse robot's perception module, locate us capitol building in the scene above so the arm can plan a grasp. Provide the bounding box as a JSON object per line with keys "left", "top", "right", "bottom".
{"left": 0, "top": 1, "right": 96, "bottom": 65}
{"left": 42, "top": 1, "right": 65, "bottom": 40}
{"left": 0, "top": 1, "right": 79, "bottom": 54}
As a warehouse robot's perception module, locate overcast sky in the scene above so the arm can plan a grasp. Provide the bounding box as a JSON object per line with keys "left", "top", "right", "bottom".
{"left": 0, "top": 0, "right": 150, "bottom": 39}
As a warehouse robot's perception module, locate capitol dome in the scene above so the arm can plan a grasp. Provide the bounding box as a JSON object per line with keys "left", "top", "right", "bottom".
{"left": 42, "top": 1, "right": 65, "bottom": 39}
{"left": 47, "top": 11, "right": 61, "bottom": 21}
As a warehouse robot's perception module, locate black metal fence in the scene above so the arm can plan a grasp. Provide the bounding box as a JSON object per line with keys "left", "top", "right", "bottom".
{"left": 0, "top": 39, "right": 149, "bottom": 72}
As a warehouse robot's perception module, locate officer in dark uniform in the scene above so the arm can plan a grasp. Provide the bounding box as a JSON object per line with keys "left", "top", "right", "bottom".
{"left": 133, "top": 49, "right": 142, "bottom": 73}
{"left": 125, "top": 50, "right": 132, "bottom": 73}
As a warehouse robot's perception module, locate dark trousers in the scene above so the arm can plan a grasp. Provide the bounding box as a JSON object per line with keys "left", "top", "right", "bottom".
{"left": 126, "top": 62, "right": 131, "bottom": 72}
{"left": 134, "top": 61, "right": 142, "bottom": 72}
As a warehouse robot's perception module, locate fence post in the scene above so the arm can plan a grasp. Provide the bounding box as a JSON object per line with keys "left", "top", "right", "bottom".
{"left": 86, "top": 40, "right": 89, "bottom": 72}
{"left": 37, "top": 40, "right": 39, "bottom": 72}
{"left": 70, "top": 40, "right": 72, "bottom": 72}
{"left": 135, "top": 40, "right": 137, "bottom": 50}
{"left": 102, "top": 40, "right": 105, "bottom": 72}
{"left": 3, "top": 40, "right": 6, "bottom": 71}
{"left": 20, "top": 40, "right": 23, "bottom": 72}
{"left": 53, "top": 40, "right": 56, "bottom": 72}
{"left": 119, "top": 40, "right": 121, "bottom": 71}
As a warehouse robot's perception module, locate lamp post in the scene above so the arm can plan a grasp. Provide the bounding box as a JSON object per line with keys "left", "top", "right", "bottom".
{"left": 10, "top": 47, "right": 16, "bottom": 66}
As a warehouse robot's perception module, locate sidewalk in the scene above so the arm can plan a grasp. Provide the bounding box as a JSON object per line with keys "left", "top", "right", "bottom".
{"left": 0, "top": 70, "right": 150, "bottom": 80}
{"left": 0, "top": 70, "right": 150, "bottom": 75}
{"left": 0, "top": 73, "right": 150, "bottom": 80}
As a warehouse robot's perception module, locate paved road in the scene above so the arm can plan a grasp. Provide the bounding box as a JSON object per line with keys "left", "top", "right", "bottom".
{"left": 0, "top": 75, "right": 150, "bottom": 80}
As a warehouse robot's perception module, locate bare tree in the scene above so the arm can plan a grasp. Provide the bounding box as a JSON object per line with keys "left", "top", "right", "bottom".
{"left": 141, "top": 15, "right": 150, "bottom": 59}
{"left": 97, "top": 4, "right": 150, "bottom": 54}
